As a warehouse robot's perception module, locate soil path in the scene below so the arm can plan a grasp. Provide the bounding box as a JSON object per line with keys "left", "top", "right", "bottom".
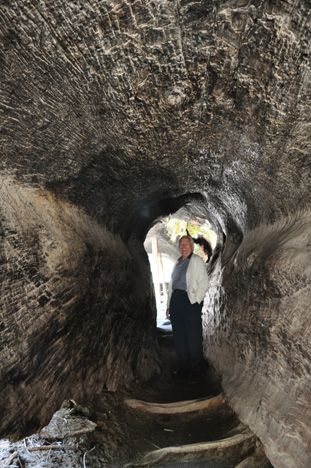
{"left": 91, "top": 329, "right": 273, "bottom": 468}
{"left": 0, "top": 329, "right": 273, "bottom": 468}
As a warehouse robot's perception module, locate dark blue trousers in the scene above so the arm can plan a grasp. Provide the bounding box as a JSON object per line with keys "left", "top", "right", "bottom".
{"left": 170, "top": 291, "right": 204, "bottom": 374}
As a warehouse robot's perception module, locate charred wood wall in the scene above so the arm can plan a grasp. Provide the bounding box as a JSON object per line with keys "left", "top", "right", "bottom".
{"left": 0, "top": 177, "right": 160, "bottom": 438}
{"left": 1, "top": 1, "right": 311, "bottom": 467}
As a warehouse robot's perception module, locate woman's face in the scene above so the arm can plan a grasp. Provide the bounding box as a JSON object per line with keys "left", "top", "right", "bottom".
{"left": 179, "top": 237, "right": 193, "bottom": 260}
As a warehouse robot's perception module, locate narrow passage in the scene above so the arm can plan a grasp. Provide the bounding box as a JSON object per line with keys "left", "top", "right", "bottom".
{"left": 0, "top": 330, "right": 274, "bottom": 468}
{"left": 107, "top": 329, "right": 274, "bottom": 468}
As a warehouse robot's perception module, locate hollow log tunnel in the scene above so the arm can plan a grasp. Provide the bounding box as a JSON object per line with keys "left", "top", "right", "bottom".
{"left": 1, "top": 0, "right": 311, "bottom": 467}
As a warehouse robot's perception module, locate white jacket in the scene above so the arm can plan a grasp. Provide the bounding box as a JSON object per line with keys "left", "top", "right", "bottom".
{"left": 168, "top": 253, "right": 209, "bottom": 306}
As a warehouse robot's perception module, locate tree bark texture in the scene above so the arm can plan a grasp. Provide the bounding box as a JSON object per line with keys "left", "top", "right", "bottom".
{"left": 1, "top": 1, "right": 311, "bottom": 467}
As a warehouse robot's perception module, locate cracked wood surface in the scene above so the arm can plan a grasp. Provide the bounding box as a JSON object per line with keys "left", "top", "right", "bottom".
{"left": 1, "top": 2, "right": 311, "bottom": 467}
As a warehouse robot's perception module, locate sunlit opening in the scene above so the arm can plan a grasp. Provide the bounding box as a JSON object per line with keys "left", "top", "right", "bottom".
{"left": 145, "top": 217, "right": 218, "bottom": 329}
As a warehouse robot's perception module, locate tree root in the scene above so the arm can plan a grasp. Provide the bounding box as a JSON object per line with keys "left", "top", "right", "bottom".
{"left": 125, "top": 429, "right": 256, "bottom": 467}
{"left": 124, "top": 393, "right": 225, "bottom": 414}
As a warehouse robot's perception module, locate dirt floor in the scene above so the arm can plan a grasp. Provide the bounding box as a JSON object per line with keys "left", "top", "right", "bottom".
{"left": 0, "top": 330, "right": 273, "bottom": 468}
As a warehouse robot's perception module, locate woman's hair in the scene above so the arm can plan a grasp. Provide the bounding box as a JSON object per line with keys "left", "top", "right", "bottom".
{"left": 185, "top": 230, "right": 213, "bottom": 263}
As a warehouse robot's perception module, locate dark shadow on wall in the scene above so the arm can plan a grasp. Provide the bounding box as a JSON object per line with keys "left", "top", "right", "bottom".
{"left": 120, "top": 192, "right": 207, "bottom": 243}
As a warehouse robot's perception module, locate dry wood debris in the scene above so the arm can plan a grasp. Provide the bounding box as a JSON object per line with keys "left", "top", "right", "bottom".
{"left": 0, "top": 401, "right": 98, "bottom": 468}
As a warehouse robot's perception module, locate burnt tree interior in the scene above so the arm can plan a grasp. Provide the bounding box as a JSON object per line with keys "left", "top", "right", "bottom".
{"left": 1, "top": 1, "right": 311, "bottom": 467}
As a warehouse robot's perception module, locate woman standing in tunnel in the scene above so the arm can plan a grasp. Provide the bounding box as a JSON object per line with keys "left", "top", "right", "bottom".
{"left": 166, "top": 235, "right": 209, "bottom": 381}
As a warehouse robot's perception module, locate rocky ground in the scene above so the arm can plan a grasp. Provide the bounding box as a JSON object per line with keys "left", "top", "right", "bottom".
{"left": 0, "top": 329, "right": 273, "bottom": 468}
